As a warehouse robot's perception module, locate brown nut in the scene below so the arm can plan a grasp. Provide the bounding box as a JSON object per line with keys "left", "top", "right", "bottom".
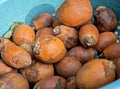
{"left": 33, "top": 76, "right": 66, "bottom": 89}
{"left": 0, "top": 37, "right": 5, "bottom": 52}
{"left": 0, "top": 59, "right": 13, "bottom": 76}
{"left": 55, "top": 56, "right": 82, "bottom": 78}
{"left": 56, "top": 0, "right": 92, "bottom": 27}
{"left": 0, "top": 72, "right": 29, "bottom": 89}
{"left": 94, "top": 6, "right": 118, "bottom": 32}
{"left": 94, "top": 32, "right": 117, "bottom": 53}
{"left": 12, "top": 24, "right": 35, "bottom": 46}
{"left": 102, "top": 43, "right": 120, "bottom": 59}
{"left": 32, "top": 35, "right": 67, "bottom": 63}
{"left": 66, "top": 76, "right": 76, "bottom": 89}
{"left": 79, "top": 24, "right": 99, "bottom": 47}
{"left": 76, "top": 59, "right": 115, "bottom": 89}
{"left": 67, "top": 46, "right": 97, "bottom": 64}
{"left": 111, "top": 57, "right": 120, "bottom": 79}
{"left": 110, "top": 57, "right": 120, "bottom": 79}
{"left": 53, "top": 25, "right": 79, "bottom": 48}
{"left": 1, "top": 43, "right": 32, "bottom": 69}
{"left": 35, "top": 27, "right": 53, "bottom": 39}
{"left": 21, "top": 61, "right": 54, "bottom": 83}
{"left": 33, "top": 13, "right": 52, "bottom": 30}
{"left": 52, "top": 17, "right": 61, "bottom": 28}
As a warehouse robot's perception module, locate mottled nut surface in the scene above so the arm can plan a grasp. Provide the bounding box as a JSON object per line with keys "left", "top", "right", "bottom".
{"left": 94, "top": 6, "right": 118, "bottom": 32}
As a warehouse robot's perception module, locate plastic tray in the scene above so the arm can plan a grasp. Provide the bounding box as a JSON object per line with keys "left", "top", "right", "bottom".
{"left": 0, "top": 0, "right": 120, "bottom": 89}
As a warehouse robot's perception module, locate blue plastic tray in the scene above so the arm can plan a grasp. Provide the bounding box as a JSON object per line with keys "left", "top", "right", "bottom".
{"left": 0, "top": 0, "right": 120, "bottom": 89}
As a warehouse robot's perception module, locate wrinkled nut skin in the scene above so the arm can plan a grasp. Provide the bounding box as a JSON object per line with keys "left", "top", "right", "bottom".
{"left": 0, "top": 59, "right": 13, "bottom": 76}
{"left": 53, "top": 25, "right": 79, "bottom": 49}
{"left": 12, "top": 24, "right": 35, "bottom": 46}
{"left": 1, "top": 43, "right": 32, "bottom": 69}
{"left": 32, "top": 35, "right": 67, "bottom": 63}
{"left": 67, "top": 46, "right": 96, "bottom": 64}
{"left": 56, "top": 0, "right": 92, "bottom": 27}
{"left": 103, "top": 43, "right": 120, "bottom": 59}
{"left": 79, "top": 24, "right": 99, "bottom": 47}
{"left": 111, "top": 57, "right": 120, "bottom": 79}
{"left": 35, "top": 27, "right": 53, "bottom": 39}
{"left": 33, "top": 13, "right": 52, "bottom": 30}
{"left": 66, "top": 76, "right": 76, "bottom": 89}
{"left": 94, "top": 6, "right": 118, "bottom": 32}
{"left": 0, "top": 72, "right": 29, "bottom": 89}
{"left": 94, "top": 32, "right": 117, "bottom": 53}
{"left": 0, "top": 37, "right": 15, "bottom": 52}
{"left": 20, "top": 42, "right": 34, "bottom": 58}
{"left": 55, "top": 56, "right": 82, "bottom": 78}
{"left": 76, "top": 59, "right": 115, "bottom": 89}
{"left": 52, "top": 17, "right": 61, "bottom": 28}
{"left": 22, "top": 61, "right": 54, "bottom": 83}
{"left": 33, "top": 76, "right": 66, "bottom": 89}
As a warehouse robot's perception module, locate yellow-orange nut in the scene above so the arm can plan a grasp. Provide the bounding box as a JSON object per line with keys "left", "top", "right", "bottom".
{"left": 32, "top": 35, "right": 67, "bottom": 63}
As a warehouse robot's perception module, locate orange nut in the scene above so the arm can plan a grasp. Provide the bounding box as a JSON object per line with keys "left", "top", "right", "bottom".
{"left": 79, "top": 24, "right": 99, "bottom": 47}
{"left": 33, "top": 13, "right": 52, "bottom": 30}
{"left": 56, "top": 0, "right": 92, "bottom": 27}
{"left": 12, "top": 24, "right": 35, "bottom": 45}
{"left": 1, "top": 43, "right": 32, "bottom": 69}
{"left": 35, "top": 27, "right": 53, "bottom": 39}
{"left": 76, "top": 59, "right": 115, "bottom": 89}
{"left": 103, "top": 43, "right": 120, "bottom": 59}
{"left": 32, "top": 35, "right": 67, "bottom": 63}
{"left": 94, "top": 32, "right": 117, "bottom": 53}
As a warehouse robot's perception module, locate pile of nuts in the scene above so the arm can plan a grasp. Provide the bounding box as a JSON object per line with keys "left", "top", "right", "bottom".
{"left": 0, "top": 0, "right": 119, "bottom": 89}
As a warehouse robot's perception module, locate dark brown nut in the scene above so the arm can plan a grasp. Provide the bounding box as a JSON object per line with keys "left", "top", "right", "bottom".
{"left": 66, "top": 76, "right": 76, "bottom": 89}
{"left": 21, "top": 61, "right": 54, "bottom": 83}
{"left": 94, "top": 6, "right": 118, "bottom": 32}
{"left": 67, "top": 46, "right": 97, "bottom": 64}
{"left": 52, "top": 17, "right": 61, "bottom": 28}
{"left": 55, "top": 56, "right": 82, "bottom": 78}
{"left": 111, "top": 57, "right": 120, "bottom": 79}
{"left": 33, "top": 76, "right": 66, "bottom": 89}
{"left": 53, "top": 25, "right": 79, "bottom": 49}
